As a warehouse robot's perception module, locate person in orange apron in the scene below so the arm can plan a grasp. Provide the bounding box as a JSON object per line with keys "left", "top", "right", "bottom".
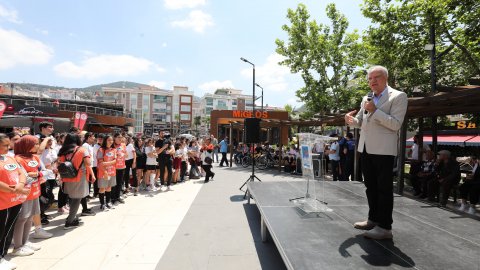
{"left": 12, "top": 135, "right": 43, "bottom": 257}
{"left": 0, "top": 133, "right": 30, "bottom": 269}
{"left": 112, "top": 133, "right": 126, "bottom": 205}
{"left": 57, "top": 133, "right": 92, "bottom": 229}
{"left": 97, "top": 135, "right": 117, "bottom": 211}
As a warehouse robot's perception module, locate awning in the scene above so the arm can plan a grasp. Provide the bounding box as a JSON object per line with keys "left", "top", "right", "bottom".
{"left": 406, "top": 135, "right": 476, "bottom": 146}
{"left": 465, "top": 136, "right": 480, "bottom": 146}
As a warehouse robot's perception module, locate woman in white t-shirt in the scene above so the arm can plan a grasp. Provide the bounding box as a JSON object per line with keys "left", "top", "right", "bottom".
{"left": 144, "top": 138, "right": 158, "bottom": 191}
{"left": 124, "top": 137, "right": 136, "bottom": 193}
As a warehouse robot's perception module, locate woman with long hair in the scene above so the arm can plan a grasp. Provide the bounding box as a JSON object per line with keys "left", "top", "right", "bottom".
{"left": 124, "top": 136, "right": 136, "bottom": 194}
{"left": 173, "top": 142, "right": 182, "bottom": 184}
{"left": 133, "top": 137, "right": 146, "bottom": 196}
{"left": 13, "top": 135, "right": 43, "bottom": 256}
{"left": 97, "top": 135, "right": 116, "bottom": 211}
{"left": 144, "top": 138, "right": 158, "bottom": 191}
{"left": 57, "top": 133, "right": 93, "bottom": 229}
{"left": 200, "top": 138, "right": 215, "bottom": 183}
{"left": 0, "top": 133, "right": 29, "bottom": 269}
{"left": 112, "top": 133, "right": 127, "bottom": 205}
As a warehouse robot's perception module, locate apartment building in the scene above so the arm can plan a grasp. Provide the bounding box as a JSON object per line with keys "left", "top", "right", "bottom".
{"left": 101, "top": 86, "right": 173, "bottom": 133}
{"left": 172, "top": 86, "right": 194, "bottom": 131}
{"left": 201, "top": 88, "right": 253, "bottom": 116}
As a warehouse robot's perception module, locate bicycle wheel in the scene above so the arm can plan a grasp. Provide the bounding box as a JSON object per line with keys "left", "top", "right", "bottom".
{"left": 242, "top": 155, "right": 251, "bottom": 168}
{"left": 256, "top": 156, "right": 268, "bottom": 170}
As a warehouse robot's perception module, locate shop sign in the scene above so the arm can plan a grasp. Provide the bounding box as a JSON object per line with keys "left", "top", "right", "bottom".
{"left": 456, "top": 121, "right": 477, "bottom": 129}
{"left": 232, "top": 110, "right": 269, "bottom": 119}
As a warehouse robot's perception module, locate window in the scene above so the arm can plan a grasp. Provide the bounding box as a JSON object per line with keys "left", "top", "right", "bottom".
{"left": 206, "top": 98, "right": 213, "bottom": 106}
{"left": 181, "top": 96, "right": 192, "bottom": 103}
{"left": 180, "top": 114, "right": 191, "bottom": 121}
{"left": 206, "top": 107, "right": 213, "bottom": 115}
{"left": 153, "top": 95, "right": 167, "bottom": 102}
{"left": 217, "top": 100, "right": 227, "bottom": 109}
{"left": 130, "top": 94, "right": 137, "bottom": 110}
{"left": 180, "top": 105, "right": 191, "bottom": 112}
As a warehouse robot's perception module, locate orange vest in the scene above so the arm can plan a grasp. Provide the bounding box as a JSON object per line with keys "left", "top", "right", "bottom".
{"left": 0, "top": 156, "right": 28, "bottom": 210}
{"left": 15, "top": 155, "right": 41, "bottom": 201}
{"left": 98, "top": 148, "right": 116, "bottom": 179}
{"left": 58, "top": 147, "right": 90, "bottom": 183}
{"left": 115, "top": 144, "right": 126, "bottom": 169}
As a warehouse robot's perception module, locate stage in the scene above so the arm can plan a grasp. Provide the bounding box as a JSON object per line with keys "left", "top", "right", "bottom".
{"left": 247, "top": 181, "right": 480, "bottom": 270}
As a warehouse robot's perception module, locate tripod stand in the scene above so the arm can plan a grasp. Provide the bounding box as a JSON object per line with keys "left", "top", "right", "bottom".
{"left": 239, "top": 146, "right": 261, "bottom": 201}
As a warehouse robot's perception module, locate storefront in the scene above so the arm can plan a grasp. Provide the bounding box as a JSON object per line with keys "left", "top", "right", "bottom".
{"left": 209, "top": 110, "right": 290, "bottom": 144}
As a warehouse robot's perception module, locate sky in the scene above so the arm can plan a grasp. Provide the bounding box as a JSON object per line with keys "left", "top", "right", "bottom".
{"left": 0, "top": 0, "right": 370, "bottom": 108}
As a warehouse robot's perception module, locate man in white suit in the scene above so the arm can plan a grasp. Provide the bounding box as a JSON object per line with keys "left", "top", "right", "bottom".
{"left": 345, "top": 65, "right": 408, "bottom": 240}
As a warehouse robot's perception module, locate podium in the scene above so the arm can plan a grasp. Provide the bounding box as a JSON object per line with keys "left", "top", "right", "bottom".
{"left": 290, "top": 133, "right": 336, "bottom": 213}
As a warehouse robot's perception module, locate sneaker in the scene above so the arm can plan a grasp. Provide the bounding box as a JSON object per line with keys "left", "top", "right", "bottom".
{"left": 57, "top": 206, "right": 68, "bottom": 214}
{"left": 106, "top": 203, "right": 115, "bottom": 209}
{"left": 166, "top": 186, "right": 172, "bottom": 191}
{"left": 81, "top": 209, "right": 96, "bottom": 216}
{"left": 100, "top": 204, "right": 109, "bottom": 212}
{"left": 24, "top": 241, "right": 41, "bottom": 251}
{"left": 41, "top": 217, "right": 49, "bottom": 225}
{"left": 32, "top": 228, "right": 53, "bottom": 239}
{"left": 353, "top": 220, "right": 377, "bottom": 231}
{"left": 458, "top": 203, "right": 467, "bottom": 212}
{"left": 0, "top": 257, "right": 17, "bottom": 269}
{"left": 64, "top": 219, "right": 83, "bottom": 230}
{"left": 113, "top": 201, "right": 120, "bottom": 206}
{"left": 12, "top": 246, "right": 34, "bottom": 256}
{"left": 467, "top": 206, "right": 476, "bottom": 215}
{"left": 118, "top": 198, "right": 125, "bottom": 204}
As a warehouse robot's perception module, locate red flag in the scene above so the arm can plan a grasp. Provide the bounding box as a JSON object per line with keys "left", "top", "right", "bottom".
{"left": 0, "top": 101, "right": 6, "bottom": 119}
{"left": 79, "top": 112, "right": 88, "bottom": 130}
{"left": 74, "top": 112, "right": 81, "bottom": 128}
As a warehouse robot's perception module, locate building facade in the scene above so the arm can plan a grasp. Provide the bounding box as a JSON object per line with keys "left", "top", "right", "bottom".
{"left": 101, "top": 86, "right": 173, "bottom": 133}
{"left": 201, "top": 88, "right": 254, "bottom": 116}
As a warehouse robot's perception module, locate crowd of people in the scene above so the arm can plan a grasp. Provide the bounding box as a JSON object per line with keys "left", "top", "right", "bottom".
{"left": 0, "top": 122, "right": 219, "bottom": 270}
{"left": 409, "top": 135, "right": 479, "bottom": 212}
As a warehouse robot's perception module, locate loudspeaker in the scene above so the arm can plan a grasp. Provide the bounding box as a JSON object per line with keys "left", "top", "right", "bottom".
{"left": 245, "top": 118, "right": 261, "bottom": 143}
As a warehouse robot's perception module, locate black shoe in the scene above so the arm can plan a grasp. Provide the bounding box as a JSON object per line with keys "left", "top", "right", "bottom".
{"left": 118, "top": 198, "right": 125, "bottom": 204}
{"left": 64, "top": 219, "right": 83, "bottom": 230}
{"left": 211, "top": 173, "right": 215, "bottom": 180}
{"left": 204, "top": 179, "right": 209, "bottom": 183}
{"left": 81, "top": 208, "right": 96, "bottom": 216}
{"left": 41, "top": 218, "right": 49, "bottom": 225}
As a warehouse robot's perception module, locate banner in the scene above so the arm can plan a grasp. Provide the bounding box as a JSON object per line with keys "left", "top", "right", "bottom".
{"left": 0, "top": 101, "right": 6, "bottom": 119}
{"left": 78, "top": 112, "right": 88, "bottom": 130}
{"left": 73, "top": 112, "right": 81, "bottom": 128}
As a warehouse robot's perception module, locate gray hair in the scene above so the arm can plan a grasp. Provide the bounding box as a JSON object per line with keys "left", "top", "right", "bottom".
{"left": 366, "top": 65, "right": 389, "bottom": 80}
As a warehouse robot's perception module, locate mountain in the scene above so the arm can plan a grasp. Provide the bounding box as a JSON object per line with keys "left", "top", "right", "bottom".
{"left": 3, "top": 81, "right": 151, "bottom": 93}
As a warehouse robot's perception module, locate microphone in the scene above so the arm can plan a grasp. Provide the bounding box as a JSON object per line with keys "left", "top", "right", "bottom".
{"left": 364, "top": 92, "right": 373, "bottom": 114}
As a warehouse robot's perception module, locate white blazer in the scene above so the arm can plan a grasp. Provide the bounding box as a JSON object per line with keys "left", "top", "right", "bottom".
{"left": 348, "top": 86, "right": 408, "bottom": 156}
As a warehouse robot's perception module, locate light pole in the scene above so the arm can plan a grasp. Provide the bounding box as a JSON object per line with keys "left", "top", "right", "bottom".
{"left": 255, "top": 83, "right": 264, "bottom": 112}
{"left": 239, "top": 57, "right": 261, "bottom": 198}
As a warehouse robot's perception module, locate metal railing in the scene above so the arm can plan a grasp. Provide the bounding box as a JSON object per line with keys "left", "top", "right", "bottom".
{"left": 0, "top": 97, "right": 133, "bottom": 118}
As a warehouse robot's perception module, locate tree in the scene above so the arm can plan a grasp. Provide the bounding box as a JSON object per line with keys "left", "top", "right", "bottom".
{"left": 361, "top": 0, "right": 480, "bottom": 95}
{"left": 194, "top": 116, "right": 201, "bottom": 132}
{"left": 276, "top": 3, "right": 367, "bottom": 118}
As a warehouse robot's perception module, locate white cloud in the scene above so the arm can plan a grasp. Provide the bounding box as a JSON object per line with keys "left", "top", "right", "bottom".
{"left": 171, "top": 10, "right": 214, "bottom": 33}
{"left": 0, "top": 4, "right": 21, "bottom": 24}
{"left": 36, "top": 29, "right": 49, "bottom": 35}
{"left": 164, "top": 0, "right": 206, "bottom": 10}
{"left": 241, "top": 53, "right": 290, "bottom": 92}
{"left": 198, "top": 80, "right": 234, "bottom": 94}
{"left": 54, "top": 54, "right": 165, "bottom": 80}
{"left": 0, "top": 28, "right": 53, "bottom": 70}
{"left": 149, "top": 80, "right": 167, "bottom": 89}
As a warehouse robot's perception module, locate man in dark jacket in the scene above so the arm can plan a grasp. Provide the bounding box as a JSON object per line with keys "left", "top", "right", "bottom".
{"left": 428, "top": 150, "right": 460, "bottom": 206}
{"left": 458, "top": 156, "right": 479, "bottom": 214}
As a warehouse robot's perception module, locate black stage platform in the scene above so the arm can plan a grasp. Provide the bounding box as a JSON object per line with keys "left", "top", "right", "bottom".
{"left": 247, "top": 181, "right": 480, "bottom": 270}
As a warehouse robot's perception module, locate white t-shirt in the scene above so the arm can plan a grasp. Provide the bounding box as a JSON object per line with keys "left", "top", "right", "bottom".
{"left": 92, "top": 144, "right": 101, "bottom": 167}
{"left": 126, "top": 143, "right": 135, "bottom": 160}
{"left": 329, "top": 142, "right": 340, "bottom": 161}
{"left": 145, "top": 146, "right": 157, "bottom": 165}
{"left": 82, "top": 143, "right": 94, "bottom": 167}
{"left": 314, "top": 142, "right": 324, "bottom": 153}
{"left": 40, "top": 148, "right": 57, "bottom": 180}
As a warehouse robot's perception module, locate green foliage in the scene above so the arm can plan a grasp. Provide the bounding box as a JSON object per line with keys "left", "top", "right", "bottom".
{"left": 361, "top": 0, "right": 480, "bottom": 95}
{"left": 276, "top": 3, "right": 367, "bottom": 117}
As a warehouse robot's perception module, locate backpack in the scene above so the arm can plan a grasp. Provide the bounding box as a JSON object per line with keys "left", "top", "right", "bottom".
{"left": 58, "top": 148, "right": 83, "bottom": 179}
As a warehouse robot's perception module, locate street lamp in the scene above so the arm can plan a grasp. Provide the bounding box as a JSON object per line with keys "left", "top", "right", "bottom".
{"left": 255, "top": 83, "right": 264, "bottom": 112}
